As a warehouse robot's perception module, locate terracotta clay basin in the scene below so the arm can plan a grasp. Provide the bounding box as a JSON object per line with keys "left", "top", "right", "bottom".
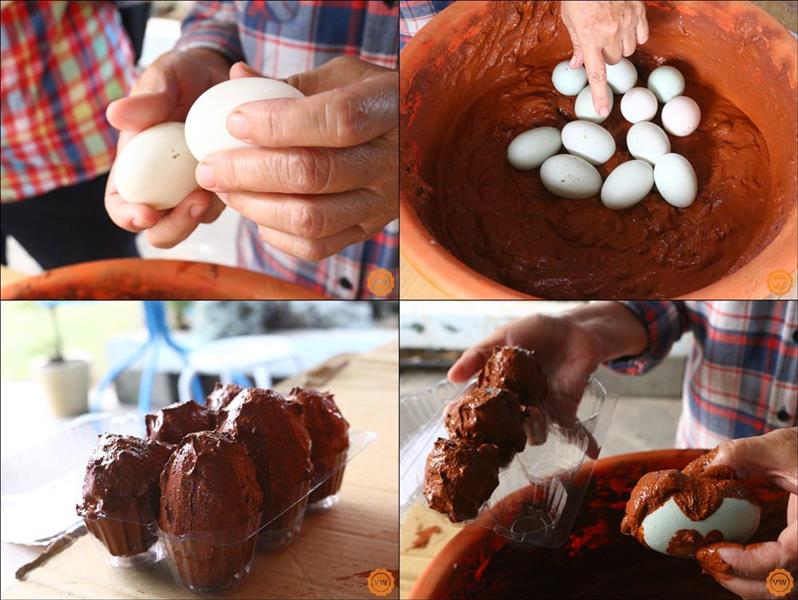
{"left": 409, "top": 449, "right": 789, "bottom": 599}
{"left": 400, "top": 1, "right": 798, "bottom": 299}
{"left": 0, "top": 258, "right": 326, "bottom": 299}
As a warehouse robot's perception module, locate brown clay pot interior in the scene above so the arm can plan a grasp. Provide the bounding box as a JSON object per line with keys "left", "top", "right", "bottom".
{"left": 400, "top": 1, "right": 797, "bottom": 299}
{"left": 409, "top": 449, "right": 789, "bottom": 599}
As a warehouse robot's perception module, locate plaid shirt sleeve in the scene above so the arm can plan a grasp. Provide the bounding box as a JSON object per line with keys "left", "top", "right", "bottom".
{"left": 400, "top": 1, "right": 452, "bottom": 48}
{"left": 607, "top": 301, "right": 691, "bottom": 375}
{"left": 175, "top": 1, "right": 244, "bottom": 64}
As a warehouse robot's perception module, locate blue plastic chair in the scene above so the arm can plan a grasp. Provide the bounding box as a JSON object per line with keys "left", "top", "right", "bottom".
{"left": 92, "top": 301, "right": 203, "bottom": 413}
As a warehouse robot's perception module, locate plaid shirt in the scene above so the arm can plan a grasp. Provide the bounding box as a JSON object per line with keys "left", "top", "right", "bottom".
{"left": 609, "top": 301, "right": 798, "bottom": 448}
{"left": 177, "top": 1, "right": 399, "bottom": 299}
{"left": 1, "top": 1, "right": 135, "bottom": 202}
{"left": 399, "top": 0, "right": 450, "bottom": 48}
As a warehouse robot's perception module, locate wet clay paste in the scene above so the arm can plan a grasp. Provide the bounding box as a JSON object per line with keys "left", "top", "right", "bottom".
{"left": 402, "top": 1, "right": 795, "bottom": 298}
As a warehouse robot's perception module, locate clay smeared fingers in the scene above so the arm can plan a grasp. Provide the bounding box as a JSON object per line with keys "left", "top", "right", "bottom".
{"left": 198, "top": 143, "right": 379, "bottom": 195}
{"left": 257, "top": 223, "right": 369, "bottom": 262}
{"left": 223, "top": 189, "right": 379, "bottom": 239}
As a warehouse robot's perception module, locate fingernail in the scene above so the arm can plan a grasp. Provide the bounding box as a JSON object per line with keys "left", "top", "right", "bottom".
{"left": 189, "top": 203, "right": 207, "bottom": 220}
{"left": 599, "top": 106, "right": 609, "bottom": 117}
{"left": 226, "top": 112, "right": 249, "bottom": 139}
{"left": 196, "top": 164, "right": 216, "bottom": 188}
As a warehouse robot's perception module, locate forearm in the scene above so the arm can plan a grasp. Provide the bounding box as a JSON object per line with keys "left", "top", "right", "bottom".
{"left": 563, "top": 301, "right": 649, "bottom": 363}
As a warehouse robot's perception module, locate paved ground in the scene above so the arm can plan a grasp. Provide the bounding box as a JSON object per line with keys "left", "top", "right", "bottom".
{"left": 400, "top": 369, "right": 682, "bottom": 456}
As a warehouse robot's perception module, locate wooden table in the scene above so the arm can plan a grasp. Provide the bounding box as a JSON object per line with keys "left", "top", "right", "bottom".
{"left": 3, "top": 342, "right": 398, "bottom": 599}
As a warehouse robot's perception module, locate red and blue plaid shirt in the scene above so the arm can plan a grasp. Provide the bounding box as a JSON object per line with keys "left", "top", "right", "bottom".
{"left": 1, "top": 1, "right": 135, "bottom": 202}
{"left": 177, "top": 1, "right": 399, "bottom": 299}
{"left": 609, "top": 301, "right": 798, "bottom": 448}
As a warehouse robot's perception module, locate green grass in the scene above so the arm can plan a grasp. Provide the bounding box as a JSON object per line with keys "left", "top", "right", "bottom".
{"left": 0, "top": 301, "right": 143, "bottom": 381}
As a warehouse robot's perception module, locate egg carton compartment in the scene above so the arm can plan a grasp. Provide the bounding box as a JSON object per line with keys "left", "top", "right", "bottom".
{"left": 400, "top": 376, "right": 616, "bottom": 547}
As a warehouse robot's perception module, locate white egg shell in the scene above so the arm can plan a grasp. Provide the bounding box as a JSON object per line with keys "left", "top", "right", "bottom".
{"left": 561, "top": 120, "right": 616, "bottom": 166}
{"left": 185, "top": 78, "right": 305, "bottom": 161}
{"left": 620, "top": 87, "right": 658, "bottom": 123}
{"left": 662, "top": 95, "right": 701, "bottom": 137}
{"left": 507, "top": 127, "right": 562, "bottom": 170}
{"left": 641, "top": 497, "right": 760, "bottom": 556}
{"left": 114, "top": 122, "right": 198, "bottom": 210}
{"left": 626, "top": 121, "right": 671, "bottom": 165}
{"left": 606, "top": 58, "right": 637, "bottom": 94}
{"left": 552, "top": 60, "right": 588, "bottom": 96}
{"left": 540, "top": 154, "right": 602, "bottom": 200}
{"left": 647, "top": 65, "right": 685, "bottom": 103}
{"left": 601, "top": 160, "right": 654, "bottom": 210}
{"left": 574, "top": 85, "right": 614, "bottom": 124}
{"left": 654, "top": 153, "right": 698, "bottom": 208}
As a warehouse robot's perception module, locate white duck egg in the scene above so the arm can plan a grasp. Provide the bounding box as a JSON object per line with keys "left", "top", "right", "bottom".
{"left": 601, "top": 160, "right": 654, "bottom": 210}
{"left": 654, "top": 153, "right": 698, "bottom": 208}
{"left": 507, "top": 127, "right": 562, "bottom": 170}
{"left": 621, "top": 87, "right": 658, "bottom": 123}
{"left": 540, "top": 154, "right": 602, "bottom": 200}
{"left": 575, "top": 85, "right": 614, "bottom": 124}
{"left": 552, "top": 60, "right": 587, "bottom": 96}
{"left": 626, "top": 121, "right": 671, "bottom": 165}
{"left": 641, "top": 496, "right": 760, "bottom": 556}
{"left": 114, "top": 122, "right": 198, "bottom": 210}
{"left": 184, "top": 77, "right": 305, "bottom": 161}
{"left": 647, "top": 65, "right": 685, "bottom": 103}
{"left": 662, "top": 95, "right": 701, "bottom": 137}
{"left": 561, "top": 120, "right": 615, "bottom": 166}
{"left": 606, "top": 58, "right": 637, "bottom": 94}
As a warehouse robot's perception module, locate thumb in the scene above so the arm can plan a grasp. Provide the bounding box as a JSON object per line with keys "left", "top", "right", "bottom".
{"left": 448, "top": 346, "right": 490, "bottom": 384}
{"left": 709, "top": 428, "right": 798, "bottom": 494}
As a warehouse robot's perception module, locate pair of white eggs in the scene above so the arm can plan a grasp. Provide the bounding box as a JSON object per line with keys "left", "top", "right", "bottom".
{"left": 114, "top": 78, "right": 304, "bottom": 209}
{"left": 507, "top": 121, "right": 697, "bottom": 209}
{"left": 552, "top": 60, "right": 700, "bottom": 137}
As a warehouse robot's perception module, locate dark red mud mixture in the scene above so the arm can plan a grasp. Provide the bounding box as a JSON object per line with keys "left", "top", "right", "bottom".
{"left": 403, "top": 2, "right": 791, "bottom": 298}
{"left": 430, "top": 456, "right": 787, "bottom": 599}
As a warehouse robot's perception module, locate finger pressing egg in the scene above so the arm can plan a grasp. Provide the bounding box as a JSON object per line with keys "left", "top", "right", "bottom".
{"left": 601, "top": 160, "right": 654, "bottom": 210}
{"left": 184, "top": 77, "right": 305, "bottom": 161}
{"left": 575, "top": 85, "right": 614, "bottom": 124}
{"left": 552, "top": 60, "right": 588, "bottom": 96}
{"left": 647, "top": 65, "right": 685, "bottom": 103}
{"left": 626, "top": 121, "right": 671, "bottom": 165}
{"left": 620, "top": 87, "right": 658, "bottom": 123}
{"left": 507, "top": 127, "right": 562, "bottom": 170}
{"left": 662, "top": 96, "right": 701, "bottom": 137}
{"left": 606, "top": 58, "right": 637, "bottom": 94}
{"left": 540, "top": 154, "right": 602, "bottom": 200}
{"left": 114, "top": 122, "right": 199, "bottom": 210}
{"left": 561, "top": 120, "right": 616, "bottom": 166}
{"left": 654, "top": 153, "right": 697, "bottom": 208}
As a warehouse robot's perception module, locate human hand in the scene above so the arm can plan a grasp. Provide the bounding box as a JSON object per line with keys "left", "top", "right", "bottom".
{"left": 697, "top": 428, "right": 798, "bottom": 599}
{"left": 561, "top": 1, "right": 648, "bottom": 116}
{"left": 194, "top": 56, "right": 398, "bottom": 262}
{"left": 105, "top": 48, "right": 231, "bottom": 248}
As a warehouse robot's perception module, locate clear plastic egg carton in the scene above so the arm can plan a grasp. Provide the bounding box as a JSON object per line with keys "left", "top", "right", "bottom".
{"left": 400, "top": 376, "right": 617, "bottom": 547}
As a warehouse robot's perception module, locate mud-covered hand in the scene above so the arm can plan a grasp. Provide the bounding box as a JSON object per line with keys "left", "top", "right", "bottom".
{"left": 698, "top": 428, "right": 798, "bottom": 599}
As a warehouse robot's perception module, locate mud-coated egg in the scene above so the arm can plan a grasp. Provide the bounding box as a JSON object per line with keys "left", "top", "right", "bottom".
{"left": 641, "top": 496, "right": 760, "bottom": 556}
